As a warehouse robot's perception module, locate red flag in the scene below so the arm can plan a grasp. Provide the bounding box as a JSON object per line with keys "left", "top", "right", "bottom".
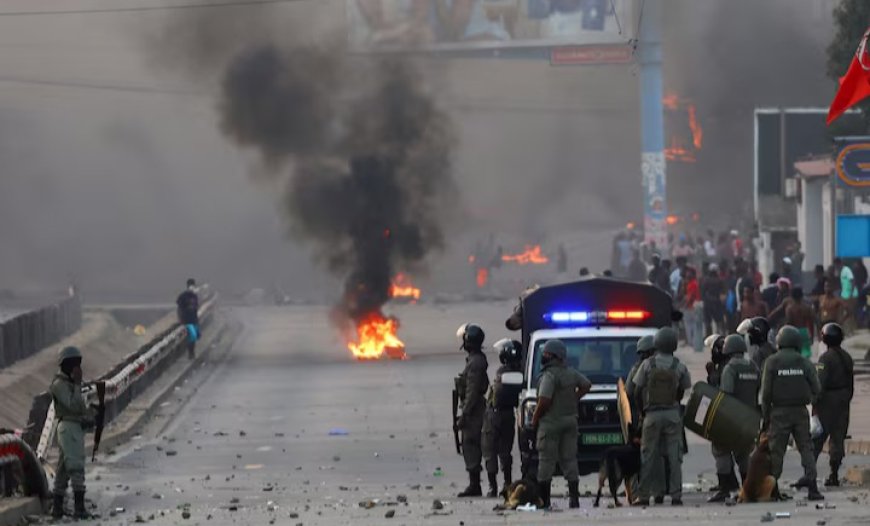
{"left": 827, "top": 27, "right": 870, "bottom": 125}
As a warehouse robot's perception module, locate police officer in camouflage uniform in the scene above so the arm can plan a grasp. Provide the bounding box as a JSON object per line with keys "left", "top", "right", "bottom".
{"left": 631, "top": 327, "right": 691, "bottom": 506}
{"left": 708, "top": 335, "right": 759, "bottom": 502}
{"left": 812, "top": 323, "right": 854, "bottom": 487}
{"left": 761, "top": 325, "right": 823, "bottom": 501}
{"left": 51, "top": 346, "right": 95, "bottom": 519}
{"left": 531, "top": 340, "right": 592, "bottom": 509}
{"left": 625, "top": 335, "right": 666, "bottom": 504}
{"left": 455, "top": 324, "right": 489, "bottom": 497}
{"left": 482, "top": 338, "right": 524, "bottom": 497}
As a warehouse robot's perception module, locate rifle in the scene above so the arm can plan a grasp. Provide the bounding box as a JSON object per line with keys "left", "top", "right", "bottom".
{"left": 451, "top": 388, "right": 462, "bottom": 455}
{"left": 91, "top": 381, "right": 106, "bottom": 461}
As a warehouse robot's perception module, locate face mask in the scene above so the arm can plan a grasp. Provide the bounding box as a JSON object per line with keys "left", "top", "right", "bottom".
{"left": 541, "top": 354, "right": 553, "bottom": 366}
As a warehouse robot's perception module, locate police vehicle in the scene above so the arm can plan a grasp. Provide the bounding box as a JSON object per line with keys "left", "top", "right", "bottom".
{"left": 513, "top": 277, "right": 677, "bottom": 477}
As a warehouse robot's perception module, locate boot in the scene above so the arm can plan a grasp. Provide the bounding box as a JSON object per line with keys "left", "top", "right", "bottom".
{"left": 51, "top": 494, "right": 65, "bottom": 519}
{"left": 807, "top": 481, "right": 824, "bottom": 501}
{"left": 825, "top": 465, "right": 840, "bottom": 488}
{"left": 568, "top": 480, "right": 580, "bottom": 509}
{"left": 791, "top": 476, "right": 812, "bottom": 489}
{"left": 772, "top": 482, "right": 791, "bottom": 501}
{"left": 73, "top": 491, "right": 90, "bottom": 520}
{"left": 707, "top": 474, "right": 731, "bottom": 503}
{"left": 653, "top": 496, "right": 664, "bottom": 504}
{"left": 486, "top": 472, "right": 498, "bottom": 498}
{"left": 457, "top": 471, "right": 482, "bottom": 498}
{"left": 539, "top": 480, "right": 551, "bottom": 509}
{"left": 632, "top": 497, "right": 650, "bottom": 507}
{"left": 500, "top": 470, "right": 512, "bottom": 498}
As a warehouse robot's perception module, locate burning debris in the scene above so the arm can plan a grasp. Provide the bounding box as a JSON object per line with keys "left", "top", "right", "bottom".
{"left": 663, "top": 92, "right": 703, "bottom": 163}
{"left": 501, "top": 245, "right": 549, "bottom": 265}
{"left": 216, "top": 44, "right": 454, "bottom": 360}
{"left": 389, "top": 273, "right": 421, "bottom": 303}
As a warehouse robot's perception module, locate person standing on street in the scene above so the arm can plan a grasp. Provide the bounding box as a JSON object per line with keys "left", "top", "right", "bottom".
{"left": 482, "top": 338, "right": 523, "bottom": 497}
{"left": 626, "top": 335, "right": 667, "bottom": 504}
{"left": 455, "top": 323, "right": 489, "bottom": 497}
{"left": 51, "top": 346, "right": 95, "bottom": 520}
{"left": 631, "top": 327, "right": 692, "bottom": 506}
{"left": 819, "top": 278, "right": 851, "bottom": 328}
{"left": 176, "top": 278, "right": 201, "bottom": 359}
{"left": 812, "top": 323, "right": 854, "bottom": 487}
{"left": 531, "top": 340, "right": 592, "bottom": 509}
{"left": 708, "top": 335, "right": 759, "bottom": 502}
{"left": 761, "top": 325, "right": 823, "bottom": 501}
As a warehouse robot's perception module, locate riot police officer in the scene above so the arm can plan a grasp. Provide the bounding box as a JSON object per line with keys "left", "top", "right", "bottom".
{"left": 737, "top": 317, "right": 775, "bottom": 371}
{"left": 761, "top": 325, "right": 823, "bottom": 501}
{"left": 708, "top": 335, "right": 759, "bottom": 502}
{"left": 812, "top": 323, "right": 854, "bottom": 487}
{"left": 51, "top": 346, "right": 94, "bottom": 519}
{"left": 625, "top": 335, "right": 656, "bottom": 425}
{"left": 482, "top": 338, "right": 523, "bottom": 497}
{"left": 704, "top": 334, "right": 726, "bottom": 388}
{"left": 530, "top": 340, "right": 592, "bottom": 509}
{"left": 454, "top": 324, "right": 489, "bottom": 497}
{"left": 631, "top": 327, "right": 692, "bottom": 506}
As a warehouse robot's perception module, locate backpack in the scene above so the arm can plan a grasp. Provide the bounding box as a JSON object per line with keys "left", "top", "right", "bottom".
{"left": 645, "top": 358, "right": 679, "bottom": 407}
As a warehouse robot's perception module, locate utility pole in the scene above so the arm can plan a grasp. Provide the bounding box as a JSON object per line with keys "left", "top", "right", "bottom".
{"left": 637, "top": 0, "right": 668, "bottom": 253}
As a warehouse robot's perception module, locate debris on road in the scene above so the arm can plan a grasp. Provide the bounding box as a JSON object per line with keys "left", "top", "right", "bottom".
{"left": 761, "top": 512, "right": 774, "bottom": 522}
{"left": 432, "top": 499, "right": 444, "bottom": 510}
{"left": 385, "top": 509, "right": 396, "bottom": 518}
{"left": 329, "top": 428, "right": 349, "bottom": 436}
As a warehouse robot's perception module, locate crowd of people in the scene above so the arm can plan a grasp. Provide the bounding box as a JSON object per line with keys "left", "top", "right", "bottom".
{"left": 611, "top": 228, "right": 869, "bottom": 356}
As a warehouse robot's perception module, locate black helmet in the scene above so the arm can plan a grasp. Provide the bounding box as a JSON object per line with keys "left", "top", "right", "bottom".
{"left": 456, "top": 323, "right": 485, "bottom": 350}
{"left": 821, "top": 323, "right": 845, "bottom": 347}
{"left": 745, "top": 317, "right": 770, "bottom": 346}
{"left": 493, "top": 338, "right": 523, "bottom": 364}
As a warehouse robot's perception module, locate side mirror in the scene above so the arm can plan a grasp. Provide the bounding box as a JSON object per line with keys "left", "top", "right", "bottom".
{"left": 501, "top": 371, "right": 524, "bottom": 386}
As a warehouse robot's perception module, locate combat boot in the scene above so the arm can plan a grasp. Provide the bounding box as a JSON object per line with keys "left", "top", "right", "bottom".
{"left": 539, "top": 480, "right": 551, "bottom": 509}
{"left": 824, "top": 471, "right": 839, "bottom": 487}
{"left": 457, "top": 471, "right": 482, "bottom": 498}
{"left": 567, "top": 480, "right": 580, "bottom": 509}
{"left": 73, "top": 491, "right": 91, "bottom": 520}
{"left": 791, "top": 476, "right": 812, "bottom": 489}
{"left": 51, "top": 494, "right": 65, "bottom": 519}
{"left": 653, "top": 496, "right": 664, "bottom": 504}
{"left": 708, "top": 474, "right": 731, "bottom": 503}
{"left": 807, "top": 481, "right": 824, "bottom": 501}
{"left": 486, "top": 472, "right": 498, "bottom": 498}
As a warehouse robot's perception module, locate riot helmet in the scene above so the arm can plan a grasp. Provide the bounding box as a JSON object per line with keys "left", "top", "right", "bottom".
{"left": 821, "top": 323, "right": 845, "bottom": 348}
{"left": 456, "top": 323, "right": 485, "bottom": 351}
{"left": 654, "top": 327, "right": 678, "bottom": 354}
{"left": 705, "top": 334, "right": 726, "bottom": 365}
{"left": 775, "top": 325, "right": 803, "bottom": 352}
{"left": 722, "top": 334, "right": 748, "bottom": 356}
{"left": 636, "top": 335, "right": 656, "bottom": 357}
{"left": 493, "top": 338, "right": 523, "bottom": 365}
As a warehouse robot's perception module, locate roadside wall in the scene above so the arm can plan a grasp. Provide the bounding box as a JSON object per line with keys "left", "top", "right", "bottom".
{"left": 0, "top": 295, "right": 82, "bottom": 369}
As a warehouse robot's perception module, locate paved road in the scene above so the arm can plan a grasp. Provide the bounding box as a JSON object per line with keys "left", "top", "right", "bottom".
{"left": 86, "top": 304, "right": 870, "bottom": 525}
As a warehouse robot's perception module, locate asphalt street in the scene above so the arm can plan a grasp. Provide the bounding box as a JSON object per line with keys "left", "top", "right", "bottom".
{"left": 85, "top": 304, "right": 870, "bottom": 525}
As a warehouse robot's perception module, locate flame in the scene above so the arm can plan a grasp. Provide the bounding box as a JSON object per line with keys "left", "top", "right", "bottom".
{"left": 664, "top": 136, "right": 696, "bottom": 163}
{"left": 662, "top": 93, "right": 679, "bottom": 110}
{"left": 347, "top": 312, "right": 406, "bottom": 360}
{"left": 687, "top": 104, "right": 703, "bottom": 149}
{"left": 501, "top": 245, "right": 549, "bottom": 265}
{"left": 662, "top": 93, "right": 702, "bottom": 163}
{"left": 389, "top": 273, "right": 421, "bottom": 303}
{"left": 476, "top": 268, "right": 489, "bottom": 288}
{"left": 666, "top": 215, "right": 680, "bottom": 226}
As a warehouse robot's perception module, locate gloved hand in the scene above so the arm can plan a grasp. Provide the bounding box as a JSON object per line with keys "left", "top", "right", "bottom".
{"left": 455, "top": 415, "right": 465, "bottom": 430}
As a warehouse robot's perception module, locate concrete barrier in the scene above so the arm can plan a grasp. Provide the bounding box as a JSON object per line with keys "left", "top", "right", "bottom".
{"left": 0, "top": 295, "right": 81, "bottom": 370}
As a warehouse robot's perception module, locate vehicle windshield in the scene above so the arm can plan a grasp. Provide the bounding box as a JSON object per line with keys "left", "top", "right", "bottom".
{"left": 531, "top": 338, "right": 640, "bottom": 385}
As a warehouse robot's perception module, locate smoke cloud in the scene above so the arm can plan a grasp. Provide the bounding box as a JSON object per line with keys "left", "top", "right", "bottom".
{"left": 217, "top": 42, "right": 454, "bottom": 328}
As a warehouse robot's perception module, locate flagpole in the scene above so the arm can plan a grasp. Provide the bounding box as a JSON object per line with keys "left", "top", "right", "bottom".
{"left": 637, "top": 0, "right": 668, "bottom": 254}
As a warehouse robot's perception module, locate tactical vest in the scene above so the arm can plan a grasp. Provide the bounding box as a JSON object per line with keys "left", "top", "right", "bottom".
{"left": 730, "top": 362, "right": 760, "bottom": 408}
{"left": 645, "top": 359, "right": 679, "bottom": 408}
{"left": 770, "top": 351, "right": 813, "bottom": 407}
{"left": 495, "top": 381, "right": 522, "bottom": 408}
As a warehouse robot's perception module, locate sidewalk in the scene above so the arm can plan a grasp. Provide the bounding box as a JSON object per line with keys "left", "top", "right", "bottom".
{"left": 0, "top": 309, "right": 176, "bottom": 431}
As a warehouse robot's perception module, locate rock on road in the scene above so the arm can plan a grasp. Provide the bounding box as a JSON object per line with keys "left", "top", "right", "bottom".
{"left": 86, "top": 304, "right": 870, "bottom": 525}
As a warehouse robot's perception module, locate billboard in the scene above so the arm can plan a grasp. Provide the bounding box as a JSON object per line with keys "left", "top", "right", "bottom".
{"left": 835, "top": 137, "right": 870, "bottom": 188}
{"left": 346, "top": 0, "right": 632, "bottom": 53}
{"left": 837, "top": 215, "right": 870, "bottom": 258}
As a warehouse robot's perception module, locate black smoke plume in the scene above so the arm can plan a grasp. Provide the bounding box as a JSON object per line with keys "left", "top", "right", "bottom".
{"left": 219, "top": 43, "right": 454, "bottom": 331}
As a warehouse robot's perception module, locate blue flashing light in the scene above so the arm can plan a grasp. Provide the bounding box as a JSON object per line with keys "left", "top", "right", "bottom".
{"left": 547, "top": 311, "right": 590, "bottom": 323}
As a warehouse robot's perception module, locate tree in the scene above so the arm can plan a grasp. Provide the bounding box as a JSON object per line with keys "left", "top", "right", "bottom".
{"left": 827, "top": 0, "right": 870, "bottom": 132}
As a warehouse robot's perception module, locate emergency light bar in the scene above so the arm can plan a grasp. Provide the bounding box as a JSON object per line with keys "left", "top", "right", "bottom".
{"left": 544, "top": 310, "right": 650, "bottom": 325}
